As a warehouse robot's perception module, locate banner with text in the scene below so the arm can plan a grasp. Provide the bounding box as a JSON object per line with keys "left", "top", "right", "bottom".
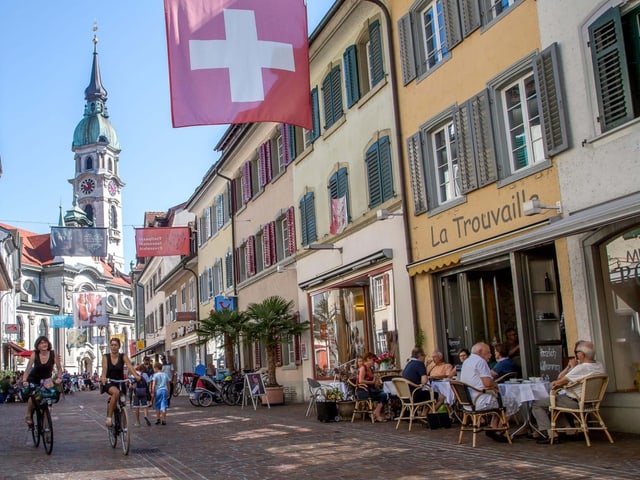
{"left": 50, "top": 227, "right": 108, "bottom": 257}
{"left": 135, "top": 227, "right": 191, "bottom": 257}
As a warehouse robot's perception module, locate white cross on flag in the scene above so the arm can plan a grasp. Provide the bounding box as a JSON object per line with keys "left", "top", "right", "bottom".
{"left": 164, "top": 0, "right": 312, "bottom": 130}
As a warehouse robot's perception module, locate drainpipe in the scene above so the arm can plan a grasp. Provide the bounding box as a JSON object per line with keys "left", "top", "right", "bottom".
{"left": 362, "top": 0, "right": 420, "bottom": 341}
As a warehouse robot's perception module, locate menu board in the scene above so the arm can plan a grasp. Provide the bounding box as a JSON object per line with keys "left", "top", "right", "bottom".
{"left": 538, "top": 345, "right": 563, "bottom": 380}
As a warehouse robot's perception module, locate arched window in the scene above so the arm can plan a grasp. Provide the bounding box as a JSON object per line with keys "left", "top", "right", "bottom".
{"left": 85, "top": 156, "right": 93, "bottom": 170}
{"left": 38, "top": 317, "right": 48, "bottom": 338}
{"left": 110, "top": 205, "right": 118, "bottom": 229}
{"left": 84, "top": 204, "right": 94, "bottom": 223}
{"left": 108, "top": 158, "right": 113, "bottom": 172}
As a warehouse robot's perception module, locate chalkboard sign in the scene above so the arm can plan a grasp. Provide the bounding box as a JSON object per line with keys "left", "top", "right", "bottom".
{"left": 538, "top": 345, "right": 563, "bottom": 381}
{"left": 447, "top": 337, "right": 462, "bottom": 363}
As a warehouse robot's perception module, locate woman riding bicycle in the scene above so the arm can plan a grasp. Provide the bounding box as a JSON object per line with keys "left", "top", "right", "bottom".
{"left": 21, "top": 335, "right": 63, "bottom": 426}
{"left": 100, "top": 337, "right": 140, "bottom": 427}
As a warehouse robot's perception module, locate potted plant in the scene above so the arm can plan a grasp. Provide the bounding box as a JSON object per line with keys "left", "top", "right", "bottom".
{"left": 196, "top": 308, "right": 248, "bottom": 372}
{"left": 376, "top": 352, "right": 395, "bottom": 371}
{"left": 317, "top": 387, "right": 342, "bottom": 422}
{"left": 245, "top": 296, "right": 309, "bottom": 404}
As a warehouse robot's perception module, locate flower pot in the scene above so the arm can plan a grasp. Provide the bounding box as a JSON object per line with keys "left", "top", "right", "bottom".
{"left": 263, "top": 386, "right": 285, "bottom": 406}
{"left": 317, "top": 401, "right": 338, "bottom": 422}
{"left": 336, "top": 400, "right": 355, "bottom": 420}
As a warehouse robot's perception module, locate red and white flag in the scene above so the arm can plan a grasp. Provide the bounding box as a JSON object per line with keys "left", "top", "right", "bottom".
{"left": 330, "top": 196, "right": 348, "bottom": 235}
{"left": 164, "top": 0, "right": 311, "bottom": 129}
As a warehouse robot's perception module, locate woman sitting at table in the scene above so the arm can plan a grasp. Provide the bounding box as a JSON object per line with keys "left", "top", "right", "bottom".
{"left": 491, "top": 343, "right": 519, "bottom": 379}
{"left": 358, "top": 352, "right": 389, "bottom": 422}
{"left": 426, "top": 350, "right": 456, "bottom": 380}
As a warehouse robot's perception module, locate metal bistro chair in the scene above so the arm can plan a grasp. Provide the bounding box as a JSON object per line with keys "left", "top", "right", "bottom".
{"left": 392, "top": 378, "right": 436, "bottom": 431}
{"left": 549, "top": 374, "right": 614, "bottom": 447}
{"left": 450, "top": 381, "right": 512, "bottom": 447}
{"left": 306, "top": 378, "right": 329, "bottom": 417}
{"left": 348, "top": 379, "right": 375, "bottom": 423}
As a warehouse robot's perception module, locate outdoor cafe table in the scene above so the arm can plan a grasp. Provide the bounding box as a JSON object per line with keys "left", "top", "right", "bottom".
{"left": 499, "top": 380, "right": 551, "bottom": 436}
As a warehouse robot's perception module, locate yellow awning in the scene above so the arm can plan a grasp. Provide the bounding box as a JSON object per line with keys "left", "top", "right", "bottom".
{"left": 407, "top": 251, "right": 461, "bottom": 276}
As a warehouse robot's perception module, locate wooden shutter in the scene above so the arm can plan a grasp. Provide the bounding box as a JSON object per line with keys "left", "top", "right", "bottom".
{"left": 588, "top": 7, "right": 633, "bottom": 132}
{"left": 443, "top": 0, "right": 462, "bottom": 49}
{"left": 286, "top": 206, "right": 296, "bottom": 256}
{"left": 382, "top": 273, "right": 390, "bottom": 305}
{"left": 263, "top": 224, "right": 272, "bottom": 267}
{"left": 310, "top": 87, "right": 321, "bottom": 141}
{"left": 287, "top": 124, "right": 297, "bottom": 161}
{"left": 254, "top": 344, "right": 261, "bottom": 369}
{"left": 275, "top": 342, "right": 283, "bottom": 368}
{"left": 264, "top": 140, "right": 272, "bottom": 182}
{"left": 366, "top": 142, "right": 382, "bottom": 207}
{"left": 454, "top": 100, "right": 478, "bottom": 193}
{"left": 470, "top": 91, "right": 497, "bottom": 187}
{"left": 225, "top": 251, "right": 233, "bottom": 288}
{"left": 344, "top": 45, "right": 360, "bottom": 108}
{"left": 322, "top": 72, "right": 333, "bottom": 128}
{"left": 280, "top": 124, "right": 291, "bottom": 166}
{"left": 459, "top": 0, "right": 481, "bottom": 37}
{"left": 379, "top": 136, "right": 394, "bottom": 202}
{"left": 258, "top": 144, "right": 267, "bottom": 187}
{"left": 300, "top": 192, "right": 316, "bottom": 246}
{"left": 246, "top": 237, "right": 256, "bottom": 277}
{"left": 216, "top": 194, "right": 224, "bottom": 229}
{"left": 330, "top": 66, "right": 344, "bottom": 124}
{"left": 407, "top": 132, "right": 428, "bottom": 213}
{"left": 300, "top": 196, "right": 309, "bottom": 246}
{"left": 534, "top": 42, "right": 569, "bottom": 157}
{"left": 242, "top": 162, "right": 252, "bottom": 203}
{"left": 369, "top": 20, "right": 384, "bottom": 86}
{"left": 398, "top": 13, "right": 417, "bottom": 84}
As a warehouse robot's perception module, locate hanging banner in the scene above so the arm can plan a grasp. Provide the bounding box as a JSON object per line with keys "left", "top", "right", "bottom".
{"left": 50, "top": 227, "right": 108, "bottom": 257}
{"left": 215, "top": 295, "right": 237, "bottom": 312}
{"left": 51, "top": 315, "right": 74, "bottom": 328}
{"left": 4, "top": 324, "right": 19, "bottom": 334}
{"left": 67, "top": 328, "right": 88, "bottom": 349}
{"left": 330, "top": 196, "right": 348, "bottom": 235}
{"left": 73, "top": 292, "right": 108, "bottom": 326}
{"left": 135, "top": 227, "right": 192, "bottom": 257}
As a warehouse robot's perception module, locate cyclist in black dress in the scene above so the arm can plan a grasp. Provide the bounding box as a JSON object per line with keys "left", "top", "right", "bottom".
{"left": 21, "top": 335, "right": 63, "bottom": 426}
{"left": 100, "top": 337, "right": 140, "bottom": 427}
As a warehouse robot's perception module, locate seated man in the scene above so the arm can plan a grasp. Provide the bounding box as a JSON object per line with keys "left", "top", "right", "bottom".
{"left": 531, "top": 340, "right": 605, "bottom": 444}
{"left": 401, "top": 347, "right": 444, "bottom": 410}
{"left": 491, "top": 343, "right": 519, "bottom": 379}
{"left": 460, "top": 342, "right": 507, "bottom": 443}
{"left": 426, "top": 350, "right": 456, "bottom": 380}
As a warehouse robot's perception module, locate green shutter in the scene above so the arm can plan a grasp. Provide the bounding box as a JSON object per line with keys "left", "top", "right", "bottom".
{"left": 322, "top": 73, "right": 333, "bottom": 129}
{"left": 331, "top": 66, "right": 344, "bottom": 124}
{"left": 366, "top": 142, "right": 382, "bottom": 207}
{"left": 286, "top": 124, "right": 297, "bottom": 161}
{"left": 344, "top": 45, "right": 360, "bottom": 108}
{"left": 398, "top": 13, "right": 417, "bottom": 84}
{"left": 407, "top": 132, "right": 428, "bottom": 213}
{"left": 306, "top": 193, "right": 317, "bottom": 244}
{"left": 310, "top": 87, "right": 321, "bottom": 141}
{"left": 300, "top": 196, "right": 308, "bottom": 246}
{"left": 379, "top": 136, "right": 394, "bottom": 202}
{"left": 470, "top": 91, "right": 497, "bottom": 187}
{"left": 588, "top": 7, "right": 633, "bottom": 132}
{"left": 533, "top": 42, "right": 569, "bottom": 157}
{"left": 369, "top": 20, "right": 385, "bottom": 86}
{"left": 454, "top": 100, "right": 478, "bottom": 193}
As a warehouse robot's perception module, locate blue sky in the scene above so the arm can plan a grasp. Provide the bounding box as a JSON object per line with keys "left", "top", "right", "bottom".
{"left": 0, "top": 0, "right": 332, "bottom": 268}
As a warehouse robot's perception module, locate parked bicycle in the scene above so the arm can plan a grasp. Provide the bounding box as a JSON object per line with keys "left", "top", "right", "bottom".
{"left": 26, "top": 383, "right": 60, "bottom": 455}
{"left": 105, "top": 378, "right": 131, "bottom": 455}
{"left": 173, "top": 372, "right": 197, "bottom": 397}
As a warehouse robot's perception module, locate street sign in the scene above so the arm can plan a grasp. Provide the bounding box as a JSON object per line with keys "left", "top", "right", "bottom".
{"left": 4, "top": 324, "right": 19, "bottom": 334}
{"left": 176, "top": 311, "right": 197, "bottom": 321}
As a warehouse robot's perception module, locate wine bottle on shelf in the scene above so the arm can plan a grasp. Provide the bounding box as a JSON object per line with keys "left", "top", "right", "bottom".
{"left": 544, "top": 272, "right": 552, "bottom": 291}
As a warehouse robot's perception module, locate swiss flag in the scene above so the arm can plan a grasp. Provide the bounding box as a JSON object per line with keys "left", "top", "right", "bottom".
{"left": 164, "top": 0, "right": 312, "bottom": 130}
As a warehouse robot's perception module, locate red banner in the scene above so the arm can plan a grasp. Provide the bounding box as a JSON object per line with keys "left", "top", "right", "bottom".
{"left": 135, "top": 227, "right": 191, "bottom": 257}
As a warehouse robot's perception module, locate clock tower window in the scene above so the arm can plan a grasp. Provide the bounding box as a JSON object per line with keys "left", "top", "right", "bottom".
{"left": 84, "top": 204, "right": 94, "bottom": 223}
{"left": 110, "top": 205, "right": 118, "bottom": 229}
{"left": 85, "top": 156, "right": 93, "bottom": 171}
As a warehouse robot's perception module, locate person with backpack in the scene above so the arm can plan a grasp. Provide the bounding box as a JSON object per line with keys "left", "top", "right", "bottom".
{"left": 133, "top": 363, "right": 151, "bottom": 426}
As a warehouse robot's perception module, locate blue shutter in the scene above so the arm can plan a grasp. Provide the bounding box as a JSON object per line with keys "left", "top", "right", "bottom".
{"left": 300, "top": 196, "right": 309, "bottom": 246}
{"left": 322, "top": 73, "right": 333, "bottom": 129}
{"left": 368, "top": 20, "right": 384, "bottom": 86}
{"left": 310, "top": 87, "right": 321, "bottom": 141}
{"left": 379, "top": 136, "right": 394, "bottom": 202}
{"left": 344, "top": 45, "right": 360, "bottom": 108}
{"left": 366, "top": 142, "right": 382, "bottom": 207}
{"left": 330, "top": 66, "right": 344, "bottom": 124}
{"left": 287, "top": 124, "right": 297, "bottom": 160}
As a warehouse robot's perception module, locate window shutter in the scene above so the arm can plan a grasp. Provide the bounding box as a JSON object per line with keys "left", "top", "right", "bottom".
{"left": 264, "top": 140, "right": 272, "bottom": 182}
{"left": 287, "top": 124, "right": 297, "bottom": 161}
{"left": 275, "top": 342, "right": 283, "bottom": 368}
{"left": 398, "top": 13, "right": 417, "bottom": 84}
{"left": 329, "top": 172, "right": 339, "bottom": 200}
{"left": 443, "top": 0, "right": 462, "bottom": 49}
{"left": 382, "top": 273, "right": 390, "bottom": 305}
{"left": 588, "top": 7, "right": 633, "bottom": 132}
{"left": 322, "top": 73, "right": 333, "bottom": 129}
{"left": 534, "top": 42, "right": 569, "bottom": 157}
{"left": 344, "top": 45, "right": 360, "bottom": 108}
{"left": 254, "top": 344, "right": 261, "bottom": 369}
{"left": 216, "top": 194, "right": 224, "bottom": 229}
{"left": 280, "top": 124, "right": 291, "bottom": 166}
{"left": 269, "top": 221, "right": 277, "bottom": 262}
{"left": 331, "top": 66, "right": 344, "bottom": 125}
{"left": 454, "top": 100, "right": 479, "bottom": 193}
{"left": 379, "top": 136, "right": 394, "bottom": 202}
{"left": 242, "top": 162, "right": 252, "bottom": 203}
{"left": 300, "top": 196, "right": 309, "bottom": 246}
{"left": 286, "top": 206, "right": 296, "bottom": 256}
{"left": 366, "top": 142, "right": 382, "bottom": 207}
{"left": 407, "top": 132, "right": 428, "bottom": 213}
{"left": 294, "top": 315, "right": 302, "bottom": 366}
{"left": 207, "top": 266, "right": 214, "bottom": 299}
{"left": 198, "top": 274, "right": 204, "bottom": 303}
{"left": 336, "top": 167, "right": 349, "bottom": 199}
{"left": 306, "top": 193, "right": 317, "bottom": 244}
{"left": 225, "top": 251, "right": 234, "bottom": 288}
{"left": 263, "top": 224, "right": 272, "bottom": 267}
{"left": 470, "top": 90, "right": 497, "bottom": 187}
{"left": 234, "top": 248, "right": 241, "bottom": 284}
{"left": 258, "top": 144, "right": 267, "bottom": 187}
{"left": 310, "top": 87, "right": 321, "bottom": 142}
{"left": 247, "top": 237, "right": 256, "bottom": 277}
{"left": 459, "top": 0, "right": 481, "bottom": 37}
{"left": 369, "top": 20, "right": 385, "bottom": 86}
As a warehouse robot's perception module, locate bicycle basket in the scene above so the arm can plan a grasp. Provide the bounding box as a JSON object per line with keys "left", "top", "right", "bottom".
{"left": 41, "top": 387, "right": 60, "bottom": 404}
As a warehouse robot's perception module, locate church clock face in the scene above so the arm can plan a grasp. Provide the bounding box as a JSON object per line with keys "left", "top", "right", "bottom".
{"left": 108, "top": 179, "right": 118, "bottom": 196}
{"left": 80, "top": 178, "right": 96, "bottom": 195}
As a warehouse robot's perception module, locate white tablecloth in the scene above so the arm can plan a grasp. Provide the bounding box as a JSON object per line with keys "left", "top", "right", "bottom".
{"left": 431, "top": 381, "right": 456, "bottom": 405}
{"left": 498, "top": 381, "right": 550, "bottom": 416}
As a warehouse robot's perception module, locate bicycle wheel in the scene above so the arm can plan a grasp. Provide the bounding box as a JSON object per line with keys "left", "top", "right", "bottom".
{"left": 119, "top": 406, "right": 130, "bottom": 455}
{"left": 42, "top": 406, "right": 54, "bottom": 455}
{"left": 108, "top": 413, "right": 117, "bottom": 448}
{"left": 31, "top": 410, "right": 39, "bottom": 447}
{"left": 173, "top": 381, "right": 182, "bottom": 397}
{"left": 198, "top": 390, "right": 214, "bottom": 407}
{"left": 224, "top": 383, "right": 243, "bottom": 406}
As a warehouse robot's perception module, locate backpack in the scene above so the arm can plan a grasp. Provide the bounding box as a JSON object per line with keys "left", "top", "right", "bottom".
{"left": 134, "top": 375, "right": 148, "bottom": 398}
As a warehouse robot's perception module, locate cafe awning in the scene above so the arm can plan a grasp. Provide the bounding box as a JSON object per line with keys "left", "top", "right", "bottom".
{"left": 132, "top": 340, "right": 165, "bottom": 358}
{"left": 7, "top": 341, "right": 27, "bottom": 353}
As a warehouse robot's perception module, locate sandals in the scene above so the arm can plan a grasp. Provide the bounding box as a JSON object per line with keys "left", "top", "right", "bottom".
{"left": 105, "top": 417, "right": 112, "bottom": 427}
{"left": 374, "top": 416, "right": 388, "bottom": 423}
{"left": 25, "top": 416, "right": 34, "bottom": 427}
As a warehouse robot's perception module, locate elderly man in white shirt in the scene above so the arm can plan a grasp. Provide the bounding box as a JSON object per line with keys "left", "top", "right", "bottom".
{"left": 531, "top": 340, "right": 605, "bottom": 444}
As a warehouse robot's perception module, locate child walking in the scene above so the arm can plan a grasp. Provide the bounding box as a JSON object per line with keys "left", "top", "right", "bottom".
{"left": 133, "top": 363, "right": 151, "bottom": 426}
{"left": 151, "top": 361, "right": 170, "bottom": 425}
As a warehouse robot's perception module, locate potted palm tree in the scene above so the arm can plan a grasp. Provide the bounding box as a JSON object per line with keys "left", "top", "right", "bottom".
{"left": 245, "top": 295, "right": 309, "bottom": 405}
{"left": 195, "top": 308, "right": 248, "bottom": 372}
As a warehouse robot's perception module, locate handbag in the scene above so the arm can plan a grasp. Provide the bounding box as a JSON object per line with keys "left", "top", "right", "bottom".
{"left": 427, "top": 412, "right": 452, "bottom": 429}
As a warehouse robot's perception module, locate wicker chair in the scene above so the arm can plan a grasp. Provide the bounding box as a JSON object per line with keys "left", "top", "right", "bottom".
{"left": 450, "top": 380, "right": 512, "bottom": 447}
{"left": 348, "top": 379, "right": 375, "bottom": 423}
{"left": 391, "top": 378, "right": 436, "bottom": 431}
{"left": 494, "top": 372, "right": 517, "bottom": 383}
{"left": 549, "top": 374, "right": 614, "bottom": 446}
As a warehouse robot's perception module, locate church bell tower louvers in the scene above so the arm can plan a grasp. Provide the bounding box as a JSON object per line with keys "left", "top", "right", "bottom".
{"left": 69, "top": 25, "right": 124, "bottom": 271}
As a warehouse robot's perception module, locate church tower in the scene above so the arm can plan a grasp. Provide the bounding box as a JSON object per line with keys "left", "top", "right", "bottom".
{"left": 69, "top": 25, "right": 124, "bottom": 271}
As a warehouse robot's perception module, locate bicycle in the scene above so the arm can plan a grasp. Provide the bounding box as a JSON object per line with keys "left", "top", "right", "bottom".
{"left": 26, "top": 383, "right": 59, "bottom": 455}
{"left": 105, "top": 378, "right": 131, "bottom": 455}
{"left": 173, "top": 372, "right": 196, "bottom": 397}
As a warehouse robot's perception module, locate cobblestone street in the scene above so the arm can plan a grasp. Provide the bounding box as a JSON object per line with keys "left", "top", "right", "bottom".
{"left": 1, "top": 390, "right": 638, "bottom": 479}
